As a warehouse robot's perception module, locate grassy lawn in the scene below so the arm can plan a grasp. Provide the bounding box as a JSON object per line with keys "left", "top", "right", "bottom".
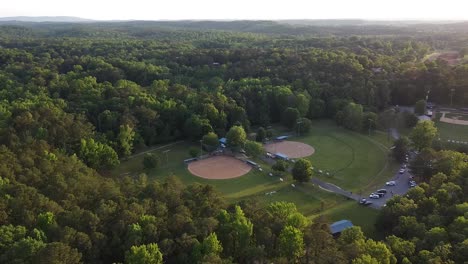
{"left": 314, "top": 201, "right": 381, "bottom": 239}
{"left": 295, "top": 120, "right": 390, "bottom": 192}
{"left": 435, "top": 119, "right": 468, "bottom": 142}
{"left": 115, "top": 120, "right": 389, "bottom": 237}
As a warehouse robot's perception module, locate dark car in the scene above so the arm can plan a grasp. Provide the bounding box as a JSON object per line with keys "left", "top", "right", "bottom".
{"left": 359, "top": 198, "right": 373, "bottom": 206}
{"left": 375, "top": 192, "right": 385, "bottom": 198}
{"left": 376, "top": 189, "right": 387, "bottom": 194}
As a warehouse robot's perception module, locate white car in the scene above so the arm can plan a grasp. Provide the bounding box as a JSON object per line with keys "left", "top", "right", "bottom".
{"left": 386, "top": 181, "right": 396, "bottom": 186}
{"left": 399, "top": 168, "right": 405, "bottom": 174}
{"left": 369, "top": 193, "right": 380, "bottom": 199}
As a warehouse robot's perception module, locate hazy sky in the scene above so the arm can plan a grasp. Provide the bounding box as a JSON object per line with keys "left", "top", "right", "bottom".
{"left": 2, "top": 0, "right": 468, "bottom": 20}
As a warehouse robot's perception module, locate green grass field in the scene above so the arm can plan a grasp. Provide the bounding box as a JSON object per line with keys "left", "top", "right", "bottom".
{"left": 115, "top": 120, "right": 393, "bottom": 237}
{"left": 295, "top": 121, "right": 390, "bottom": 192}
{"left": 435, "top": 113, "right": 468, "bottom": 142}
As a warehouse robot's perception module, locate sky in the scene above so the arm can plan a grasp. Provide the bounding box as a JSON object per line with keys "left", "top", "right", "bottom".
{"left": 1, "top": 0, "right": 468, "bottom": 21}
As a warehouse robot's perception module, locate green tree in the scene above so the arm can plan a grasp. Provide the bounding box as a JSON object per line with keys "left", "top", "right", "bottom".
{"left": 202, "top": 132, "right": 219, "bottom": 150}
{"left": 352, "top": 254, "right": 379, "bottom": 264}
{"left": 36, "top": 242, "right": 82, "bottom": 264}
{"left": 79, "top": 138, "right": 120, "bottom": 169}
{"left": 272, "top": 160, "right": 288, "bottom": 172}
{"left": 255, "top": 127, "right": 266, "bottom": 142}
{"left": 410, "top": 121, "right": 438, "bottom": 151}
{"left": 415, "top": 100, "right": 426, "bottom": 115}
{"left": 392, "top": 136, "right": 410, "bottom": 162}
{"left": 342, "top": 102, "right": 363, "bottom": 131}
{"left": 192, "top": 233, "right": 223, "bottom": 262}
{"left": 125, "top": 243, "right": 163, "bottom": 264}
{"left": 226, "top": 126, "right": 247, "bottom": 149}
{"left": 118, "top": 124, "right": 135, "bottom": 157}
{"left": 279, "top": 226, "right": 305, "bottom": 261}
{"left": 217, "top": 206, "right": 253, "bottom": 259}
{"left": 244, "top": 140, "right": 264, "bottom": 157}
{"left": 143, "top": 153, "right": 161, "bottom": 169}
{"left": 189, "top": 147, "right": 200, "bottom": 158}
{"left": 363, "top": 112, "right": 377, "bottom": 134}
{"left": 295, "top": 117, "right": 312, "bottom": 134}
{"left": 184, "top": 115, "right": 213, "bottom": 141}
{"left": 282, "top": 107, "right": 300, "bottom": 129}
{"left": 292, "top": 159, "right": 313, "bottom": 183}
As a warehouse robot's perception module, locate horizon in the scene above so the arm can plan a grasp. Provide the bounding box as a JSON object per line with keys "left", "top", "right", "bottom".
{"left": 2, "top": 0, "right": 468, "bottom": 21}
{"left": 0, "top": 16, "right": 467, "bottom": 23}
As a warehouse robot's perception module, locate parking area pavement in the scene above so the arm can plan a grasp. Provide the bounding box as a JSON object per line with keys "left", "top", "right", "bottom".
{"left": 366, "top": 169, "right": 413, "bottom": 208}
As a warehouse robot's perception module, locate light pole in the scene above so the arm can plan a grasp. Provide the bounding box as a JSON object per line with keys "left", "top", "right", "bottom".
{"left": 200, "top": 140, "right": 203, "bottom": 159}
{"left": 163, "top": 149, "right": 171, "bottom": 167}
{"left": 450, "top": 89, "right": 455, "bottom": 106}
{"left": 297, "top": 120, "right": 303, "bottom": 137}
{"left": 368, "top": 118, "right": 373, "bottom": 136}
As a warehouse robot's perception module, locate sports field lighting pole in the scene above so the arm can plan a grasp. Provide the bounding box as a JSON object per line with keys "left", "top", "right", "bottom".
{"left": 200, "top": 140, "right": 203, "bottom": 159}
{"left": 297, "top": 120, "right": 303, "bottom": 137}
{"left": 163, "top": 149, "right": 171, "bottom": 167}
{"left": 450, "top": 89, "right": 455, "bottom": 106}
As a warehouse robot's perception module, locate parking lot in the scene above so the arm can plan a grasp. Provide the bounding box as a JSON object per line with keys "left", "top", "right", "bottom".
{"left": 364, "top": 152, "right": 416, "bottom": 209}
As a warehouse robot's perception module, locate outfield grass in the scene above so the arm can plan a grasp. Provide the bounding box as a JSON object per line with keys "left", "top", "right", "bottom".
{"left": 295, "top": 120, "right": 390, "bottom": 192}
{"left": 435, "top": 116, "right": 468, "bottom": 142}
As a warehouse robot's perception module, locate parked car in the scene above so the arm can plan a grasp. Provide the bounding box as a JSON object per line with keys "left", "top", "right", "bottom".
{"left": 359, "top": 198, "right": 373, "bottom": 206}
{"left": 409, "top": 180, "right": 417, "bottom": 188}
{"left": 375, "top": 192, "right": 385, "bottom": 198}
{"left": 369, "top": 193, "right": 380, "bottom": 199}
{"left": 399, "top": 168, "right": 405, "bottom": 174}
{"left": 376, "top": 189, "right": 387, "bottom": 194}
{"left": 385, "top": 181, "right": 396, "bottom": 186}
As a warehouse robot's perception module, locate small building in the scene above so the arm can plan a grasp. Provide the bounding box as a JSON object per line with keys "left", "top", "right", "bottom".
{"left": 275, "top": 153, "right": 289, "bottom": 161}
{"left": 330, "top": 220, "right": 353, "bottom": 236}
{"left": 275, "top": 135, "right": 289, "bottom": 141}
{"left": 246, "top": 160, "right": 258, "bottom": 167}
{"left": 219, "top": 138, "right": 227, "bottom": 145}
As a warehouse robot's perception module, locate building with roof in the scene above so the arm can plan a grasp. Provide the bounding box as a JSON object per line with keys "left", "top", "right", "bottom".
{"left": 275, "top": 153, "right": 289, "bottom": 161}
{"left": 275, "top": 135, "right": 289, "bottom": 141}
{"left": 330, "top": 220, "right": 353, "bottom": 236}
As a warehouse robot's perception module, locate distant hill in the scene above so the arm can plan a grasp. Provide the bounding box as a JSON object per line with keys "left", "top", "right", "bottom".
{"left": 0, "top": 16, "right": 94, "bottom": 22}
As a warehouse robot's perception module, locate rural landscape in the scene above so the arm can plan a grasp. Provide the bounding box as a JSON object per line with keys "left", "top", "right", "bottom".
{"left": 0, "top": 11, "right": 468, "bottom": 264}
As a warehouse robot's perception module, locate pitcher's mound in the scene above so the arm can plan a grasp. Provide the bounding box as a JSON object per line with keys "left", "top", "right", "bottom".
{"left": 264, "top": 141, "right": 315, "bottom": 158}
{"left": 188, "top": 156, "right": 252, "bottom": 179}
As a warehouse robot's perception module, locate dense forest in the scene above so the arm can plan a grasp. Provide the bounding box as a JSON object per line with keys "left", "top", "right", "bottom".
{"left": 0, "top": 21, "right": 467, "bottom": 263}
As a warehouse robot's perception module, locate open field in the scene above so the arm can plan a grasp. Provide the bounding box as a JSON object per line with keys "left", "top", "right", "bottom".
{"left": 435, "top": 113, "right": 468, "bottom": 142}
{"left": 115, "top": 120, "right": 393, "bottom": 237}
{"left": 294, "top": 121, "right": 390, "bottom": 192}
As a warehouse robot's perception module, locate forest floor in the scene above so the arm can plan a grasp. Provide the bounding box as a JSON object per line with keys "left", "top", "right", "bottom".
{"left": 115, "top": 120, "right": 395, "bottom": 238}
